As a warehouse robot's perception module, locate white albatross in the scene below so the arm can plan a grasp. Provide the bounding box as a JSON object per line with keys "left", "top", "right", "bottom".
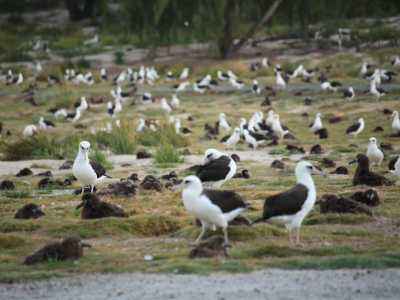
{"left": 392, "top": 110, "right": 400, "bottom": 134}
{"left": 172, "top": 175, "right": 250, "bottom": 247}
{"left": 366, "top": 137, "right": 384, "bottom": 171}
{"left": 72, "top": 141, "right": 111, "bottom": 195}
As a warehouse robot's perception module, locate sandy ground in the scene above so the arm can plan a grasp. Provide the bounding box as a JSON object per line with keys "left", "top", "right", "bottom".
{"left": 1, "top": 269, "right": 400, "bottom": 300}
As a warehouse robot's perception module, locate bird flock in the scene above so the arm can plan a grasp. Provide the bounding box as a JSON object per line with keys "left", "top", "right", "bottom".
{"left": 2, "top": 44, "right": 400, "bottom": 263}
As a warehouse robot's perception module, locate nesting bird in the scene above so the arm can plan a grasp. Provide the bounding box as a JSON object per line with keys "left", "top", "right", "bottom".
{"left": 72, "top": 141, "right": 111, "bottom": 195}
{"left": 349, "top": 189, "right": 380, "bottom": 206}
{"left": 172, "top": 175, "right": 250, "bottom": 247}
{"left": 349, "top": 153, "right": 393, "bottom": 187}
{"left": 232, "top": 169, "right": 250, "bottom": 179}
{"left": 252, "top": 161, "right": 326, "bottom": 244}
{"left": 14, "top": 203, "right": 45, "bottom": 219}
{"left": 76, "top": 193, "right": 128, "bottom": 219}
{"left": 23, "top": 236, "right": 91, "bottom": 265}
{"left": 140, "top": 175, "right": 163, "bottom": 192}
{"left": 188, "top": 236, "right": 229, "bottom": 259}
{"left": 346, "top": 118, "right": 364, "bottom": 138}
{"left": 196, "top": 148, "right": 236, "bottom": 188}
{"left": 96, "top": 179, "right": 139, "bottom": 199}
{"left": 315, "top": 194, "right": 373, "bottom": 217}
{"left": 366, "top": 137, "right": 384, "bottom": 171}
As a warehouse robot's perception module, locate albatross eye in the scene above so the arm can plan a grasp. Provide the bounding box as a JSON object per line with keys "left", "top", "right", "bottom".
{"left": 185, "top": 180, "right": 190, "bottom": 184}
{"left": 307, "top": 166, "right": 312, "bottom": 169}
{"left": 207, "top": 154, "right": 212, "bottom": 158}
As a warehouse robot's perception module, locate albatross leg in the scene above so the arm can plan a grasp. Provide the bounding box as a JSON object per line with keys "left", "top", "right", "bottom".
{"left": 296, "top": 227, "right": 300, "bottom": 244}
{"left": 288, "top": 229, "right": 294, "bottom": 244}
{"left": 193, "top": 225, "right": 207, "bottom": 244}
{"left": 222, "top": 226, "right": 232, "bottom": 248}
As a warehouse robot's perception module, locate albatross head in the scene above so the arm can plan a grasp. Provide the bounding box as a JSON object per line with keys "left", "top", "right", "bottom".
{"left": 295, "top": 161, "right": 327, "bottom": 180}
{"left": 369, "top": 137, "right": 377, "bottom": 146}
{"left": 171, "top": 175, "right": 203, "bottom": 195}
{"left": 203, "top": 148, "right": 222, "bottom": 164}
{"left": 79, "top": 141, "right": 90, "bottom": 161}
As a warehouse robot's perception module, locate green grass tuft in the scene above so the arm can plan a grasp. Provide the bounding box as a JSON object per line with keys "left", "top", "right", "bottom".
{"left": 4, "top": 191, "right": 31, "bottom": 198}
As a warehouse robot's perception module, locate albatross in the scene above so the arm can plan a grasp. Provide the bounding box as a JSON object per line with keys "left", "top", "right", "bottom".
{"left": 72, "top": 141, "right": 111, "bottom": 195}
{"left": 195, "top": 148, "right": 236, "bottom": 188}
{"left": 172, "top": 175, "right": 250, "bottom": 247}
{"left": 252, "top": 161, "right": 326, "bottom": 244}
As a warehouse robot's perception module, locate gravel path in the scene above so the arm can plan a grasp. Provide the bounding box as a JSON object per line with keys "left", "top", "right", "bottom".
{"left": 2, "top": 269, "right": 400, "bottom": 300}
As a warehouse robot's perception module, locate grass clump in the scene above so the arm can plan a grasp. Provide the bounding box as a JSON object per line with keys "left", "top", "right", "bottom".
{"left": 90, "top": 148, "right": 114, "bottom": 170}
{"left": 94, "top": 121, "right": 136, "bottom": 154}
{"left": 114, "top": 51, "right": 124, "bottom": 64}
{"left": 136, "top": 123, "right": 190, "bottom": 147}
{"left": 30, "top": 163, "right": 52, "bottom": 169}
{"left": 4, "top": 191, "right": 31, "bottom": 198}
{"left": 268, "top": 148, "right": 289, "bottom": 155}
{"left": 154, "top": 143, "right": 184, "bottom": 164}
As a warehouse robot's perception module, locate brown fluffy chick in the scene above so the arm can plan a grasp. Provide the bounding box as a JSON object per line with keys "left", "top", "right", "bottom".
{"left": 76, "top": 193, "right": 128, "bottom": 219}
{"left": 187, "top": 235, "right": 229, "bottom": 259}
{"left": 349, "top": 153, "right": 393, "bottom": 187}
{"left": 23, "top": 236, "right": 91, "bottom": 265}
{"left": 14, "top": 203, "right": 45, "bottom": 219}
{"left": 315, "top": 194, "right": 373, "bottom": 216}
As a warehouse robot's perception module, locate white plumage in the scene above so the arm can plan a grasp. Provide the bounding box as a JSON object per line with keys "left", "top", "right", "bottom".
{"left": 243, "top": 129, "right": 266, "bottom": 151}
{"left": 179, "top": 68, "right": 189, "bottom": 79}
{"left": 172, "top": 175, "right": 246, "bottom": 246}
{"left": 161, "top": 98, "right": 172, "bottom": 114}
{"left": 221, "top": 127, "right": 241, "bottom": 150}
{"left": 276, "top": 71, "right": 286, "bottom": 90}
{"left": 170, "top": 94, "right": 180, "bottom": 109}
{"left": 309, "top": 113, "right": 323, "bottom": 133}
{"left": 366, "top": 137, "right": 384, "bottom": 171}
{"left": 22, "top": 125, "right": 37, "bottom": 138}
{"left": 370, "top": 81, "right": 385, "bottom": 101}
{"left": 218, "top": 113, "right": 231, "bottom": 135}
{"left": 272, "top": 114, "right": 289, "bottom": 139}
{"left": 137, "top": 118, "right": 145, "bottom": 132}
{"left": 392, "top": 111, "right": 400, "bottom": 134}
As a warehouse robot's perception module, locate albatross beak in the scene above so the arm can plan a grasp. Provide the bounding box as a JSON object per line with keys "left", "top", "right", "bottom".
{"left": 348, "top": 159, "right": 357, "bottom": 165}
{"left": 312, "top": 166, "right": 327, "bottom": 177}
{"left": 75, "top": 200, "right": 86, "bottom": 210}
{"left": 33, "top": 209, "right": 45, "bottom": 216}
{"left": 79, "top": 242, "right": 91, "bottom": 248}
{"left": 171, "top": 182, "right": 186, "bottom": 192}
{"left": 84, "top": 149, "right": 89, "bottom": 161}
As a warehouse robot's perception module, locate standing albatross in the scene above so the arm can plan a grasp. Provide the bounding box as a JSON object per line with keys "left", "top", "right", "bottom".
{"left": 72, "top": 141, "right": 111, "bottom": 195}
{"left": 196, "top": 148, "right": 236, "bottom": 188}
{"left": 172, "top": 175, "right": 250, "bottom": 247}
{"left": 252, "top": 161, "right": 326, "bottom": 244}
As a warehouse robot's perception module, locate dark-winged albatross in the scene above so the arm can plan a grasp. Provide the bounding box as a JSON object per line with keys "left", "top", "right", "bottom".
{"left": 72, "top": 141, "right": 111, "bottom": 195}
{"left": 38, "top": 117, "right": 55, "bottom": 130}
{"left": 343, "top": 87, "right": 355, "bottom": 101}
{"left": 384, "top": 155, "right": 400, "bottom": 185}
{"left": 220, "top": 127, "right": 241, "bottom": 150}
{"left": 346, "top": 118, "right": 364, "bottom": 138}
{"left": 309, "top": 113, "right": 323, "bottom": 134}
{"left": 196, "top": 148, "right": 236, "bottom": 188}
{"left": 252, "top": 161, "right": 326, "bottom": 244}
{"left": 172, "top": 175, "right": 250, "bottom": 247}
{"left": 349, "top": 153, "right": 393, "bottom": 186}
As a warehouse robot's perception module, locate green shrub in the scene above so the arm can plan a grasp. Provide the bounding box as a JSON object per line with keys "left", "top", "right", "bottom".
{"left": 136, "top": 123, "right": 190, "bottom": 147}
{"left": 154, "top": 143, "right": 184, "bottom": 164}
{"left": 76, "top": 57, "right": 90, "bottom": 69}
{"left": 94, "top": 121, "right": 136, "bottom": 155}
{"left": 114, "top": 51, "right": 124, "bottom": 64}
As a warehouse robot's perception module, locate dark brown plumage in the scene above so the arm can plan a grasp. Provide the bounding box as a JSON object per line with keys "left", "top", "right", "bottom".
{"left": 261, "top": 96, "right": 271, "bottom": 106}
{"left": 320, "top": 158, "right": 336, "bottom": 168}
{"left": 315, "top": 128, "right": 329, "bottom": 139}
{"left": 271, "top": 159, "right": 285, "bottom": 169}
{"left": 310, "top": 144, "right": 324, "bottom": 154}
{"left": 283, "top": 133, "right": 295, "bottom": 139}
{"left": 304, "top": 98, "right": 313, "bottom": 105}
{"left": 159, "top": 171, "right": 178, "bottom": 180}
{"left": 37, "top": 178, "right": 65, "bottom": 189}
{"left": 59, "top": 160, "right": 74, "bottom": 170}
{"left": 301, "top": 112, "right": 309, "bottom": 117}
{"left": 96, "top": 179, "right": 139, "bottom": 198}
{"left": 185, "top": 164, "right": 201, "bottom": 172}
{"left": 16, "top": 168, "right": 33, "bottom": 177}
{"left": 233, "top": 169, "right": 250, "bottom": 179}
{"left": 267, "top": 138, "right": 279, "bottom": 146}
{"left": 136, "top": 150, "right": 151, "bottom": 159}
{"left": 23, "top": 236, "right": 91, "bottom": 265}
{"left": 204, "top": 123, "right": 218, "bottom": 135}
{"left": 140, "top": 175, "right": 163, "bottom": 192}
{"left": 349, "top": 153, "right": 393, "bottom": 186}
{"left": 380, "top": 142, "right": 393, "bottom": 151}
{"left": 349, "top": 189, "right": 380, "bottom": 206}
{"left": 36, "top": 170, "right": 52, "bottom": 177}
{"left": 329, "top": 166, "right": 349, "bottom": 174}
{"left": 329, "top": 117, "right": 341, "bottom": 123}
{"left": 252, "top": 184, "right": 309, "bottom": 224}
{"left": 286, "top": 144, "right": 305, "bottom": 154}
{"left": 73, "top": 186, "right": 97, "bottom": 195}
{"left": 128, "top": 173, "right": 140, "bottom": 181}
{"left": 14, "top": 203, "right": 45, "bottom": 219}
{"left": 371, "top": 126, "right": 384, "bottom": 132}
{"left": 315, "top": 194, "right": 373, "bottom": 217}
{"left": 76, "top": 193, "right": 128, "bottom": 219}
{"left": 0, "top": 179, "right": 15, "bottom": 190}
{"left": 199, "top": 133, "right": 216, "bottom": 140}
{"left": 230, "top": 154, "right": 241, "bottom": 163}
{"left": 187, "top": 236, "right": 229, "bottom": 259}
{"left": 383, "top": 109, "right": 393, "bottom": 115}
